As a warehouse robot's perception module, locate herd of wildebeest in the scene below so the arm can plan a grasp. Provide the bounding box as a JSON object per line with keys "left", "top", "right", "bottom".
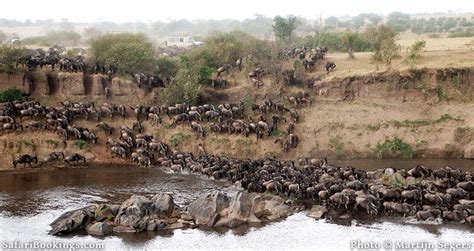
{"left": 2, "top": 45, "right": 473, "bottom": 225}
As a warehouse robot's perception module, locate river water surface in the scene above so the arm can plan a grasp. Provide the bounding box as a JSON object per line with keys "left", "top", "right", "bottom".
{"left": 0, "top": 162, "right": 473, "bottom": 250}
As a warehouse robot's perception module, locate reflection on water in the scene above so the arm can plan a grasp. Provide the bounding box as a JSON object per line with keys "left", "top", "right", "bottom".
{"left": 0, "top": 163, "right": 472, "bottom": 250}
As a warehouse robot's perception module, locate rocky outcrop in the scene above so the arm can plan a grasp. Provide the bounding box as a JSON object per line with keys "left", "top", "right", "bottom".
{"left": 49, "top": 205, "right": 97, "bottom": 235}
{"left": 187, "top": 191, "right": 230, "bottom": 226}
{"left": 307, "top": 205, "right": 328, "bottom": 220}
{"left": 49, "top": 191, "right": 293, "bottom": 236}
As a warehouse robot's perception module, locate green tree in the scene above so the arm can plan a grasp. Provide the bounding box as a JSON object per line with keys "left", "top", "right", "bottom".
{"left": 387, "top": 12, "right": 411, "bottom": 32}
{"left": 161, "top": 55, "right": 203, "bottom": 105}
{"left": 366, "top": 25, "right": 400, "bottom": 66}
{"left": 0, "top": 31, "right": 6, "bottom": 43}
{"left": 405, "top": 40, "right": 426, "bottom": 68}
{"left": 272, "top": 15, "right": 300, "bottom": 43}
{"left": 0, "top": 44, "right": 28, "bottom": 77}
{"left": 90, "top": 33, "right": 155, "bottom": 73}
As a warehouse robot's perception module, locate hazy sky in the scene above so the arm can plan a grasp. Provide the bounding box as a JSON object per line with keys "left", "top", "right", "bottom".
{"left": 2, "top": 0, "right": 473, "bottom": 22}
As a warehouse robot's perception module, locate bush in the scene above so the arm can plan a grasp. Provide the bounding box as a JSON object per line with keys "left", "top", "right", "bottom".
{"left": 169, "top": 132, "right": 191, "bottom": 147}
{"left": 301, "top": 31, "right": 372, "bottom": 53}
{"left": 161, "top": 55, "right": 203, "bottom": 105}
{"left": 374, "top": 137, "right": 414, "bottom": 158}
{"left": 90, "top": 33, "right": 155, "bottom": 73}
{"left": 0, "top": 44, "right": 28, "bottom": 75}
{"left": 0, "top": 88, "right": 26, "bottom": 102}
{"left": 74, "top": 139, "right": 88, "bottom": 150}
{"left": 365, "top": 25, "right": 400, "bottom": 66}
{"left": 405, "top": 40, "right": 426, "bottom": 67}
{"left": 448, "top": 30, "right": 474, "bottom": 38}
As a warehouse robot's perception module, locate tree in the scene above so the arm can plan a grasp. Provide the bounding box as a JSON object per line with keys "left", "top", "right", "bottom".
{"left": 340, "top": 32, "right": 358, "bottom": 59}
{"left": 324, "top": 17, "right": 339, "bottom": 28}
{"left": 387, "top": 12, "right": 411, "bottom": 32}
{"left": 0, "top": 30, "right": 6, "bottom": 44}
{"left": 272, "top": 15, "right": 300, "bottom": 43}
{"left": 405, "top": 40, "right": 426, "bottom": 68}
{"left": 365, "top": 25, "right": 400, "bottom": 66}
{"left": 161, "top": 55, "right": 203, "bottom": 105}
{"left": 89, "top": 33, "right": 155, "bottom": 74}
{"left": 0, "top": 44, "right": 28, "bottom": 77}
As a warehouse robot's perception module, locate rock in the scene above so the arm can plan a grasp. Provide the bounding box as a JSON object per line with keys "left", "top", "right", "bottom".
{"left": 252, "top": 194, "right": 291, "bottom": 220}
{"left": 86, "top": 222, "right": 113, "bottom": 236}
{"left": 218, "top": 191, "right": 261, "bottom": 227}
{"left": 146, "top": 221, "right": 157, "bottom": 231}
{"left": 464, "top": 146, "right": 474, "bottom": 159}
{"left": 307, "top": 205, "right": 328, "bottom": 220}
{"left": 113, "top": 225, "right": 136, "bottom": 233}
{"left": 187, "top": 191, "right": 230, "bottom": 226}
{"left": 165, "top": 222, "right": 185, "bottom": 230}
{"left": 95, "top": 204, "right": 119, "bottom": 222}
{"left": 49, "top": 205, "right": 97, "bottom": 235}
{"left": 151, "top": 193, "right": 175, "bottom": 217}
{"left": 114, "top": 195, "right": 152, "bottom": 230}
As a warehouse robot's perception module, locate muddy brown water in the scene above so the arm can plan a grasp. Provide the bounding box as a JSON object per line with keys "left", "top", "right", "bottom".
{"left": 0, "top": 161, "right": 473, "bottom": 250}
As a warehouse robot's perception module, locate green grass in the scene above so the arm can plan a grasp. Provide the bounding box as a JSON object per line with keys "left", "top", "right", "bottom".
{"left": 327, "top": 121, "right": 345, "bottom": 130}
{"left": 162, "top": 123, "right": 173, "bottom": 129}
{"left": 270, "top": 129, "right": 287, "bottom": 137}
{"left": 366, "top": 123, "right": 381, "bottom": 131}
{"left": 169, "top": 133, "right": 191, "bottom": 147}
{"left": 45, "top": 139, "right": 60, "bottom": 148}
{"left": 388, "top": 114, "right": 462, "bottom": 128}
{"left": 73, "top": 139, "right": 88, "bottom": 150}
{"left": 211, "top": 137, "right": 230, "bottom": 144}
{"left": 374, "top": 137, "right": 414, "bottom": 159}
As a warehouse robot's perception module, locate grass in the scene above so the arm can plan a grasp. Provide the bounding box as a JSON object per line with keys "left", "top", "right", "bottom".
{"left": 374, "top": 137, "right": 414, "bottom": 159}
{"left": 454, "top": 127, "right": 474, "bottom": 144}
{"left": 169, "top": 132, "right": 191, "bottom": 147}
{"left": 210, "top": 137, "right": 230, "bottom": 144}
{"left": 327, "top": 121, "right": 345, "bottom": 130}
{"left": 366, "top": 123, "right": 381, "bottom": 131}
{"left": 45, "top": 139, "right": 60, "bottom": 148}
{"left": 270, "top": 129, "right": 287, "bottom": 137}
{"left": 236, "top": 138, "right": 252, "bottom": 146}
{"left": 73, "top": 139, "right": 88, "bottom": 150}
{"left": 162, "top": 123, "right": 173, "bottom": 129}
{"left": 388, "top": 114, "right": 462, "bottom": 128}
{"left": 328, "top": 136, "right": 344, "bottom": 158}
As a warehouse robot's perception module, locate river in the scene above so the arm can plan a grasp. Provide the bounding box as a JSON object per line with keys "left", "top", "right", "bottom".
{"left": 0, "top": 162, "right": 473, "bottom": 250}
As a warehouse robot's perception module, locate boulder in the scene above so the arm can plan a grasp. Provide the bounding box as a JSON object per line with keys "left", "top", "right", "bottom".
{"left": 187, "top": 191, "right": 230, "bottom": 226}
{"left": 307, "top": 205, "right": 328, "bottom": 220}
{"left": 113, "top": 225, "right": 136, "bottom": 233}
{"left": 114, "top": 195, "right": 152, "bottom": 230}
{"left": 49, "top": 205, "right": 97, "bottom": 235}
{"left": 464, "top": 146, "right": 474, "bottom": 159}
{"left": 216, "top": 191, "right": 261, "bottom": 227}
{"left": 151, "top": 193, "right": 175, "bottom": 217}
{"left": 95, "top": 204, "right": 119, "bottom": 222}
{"left": 252, "top": 194, "right": 291, "bottom": 220}
{"left": 86, "top": 222, "right": 113, "bottom": 236}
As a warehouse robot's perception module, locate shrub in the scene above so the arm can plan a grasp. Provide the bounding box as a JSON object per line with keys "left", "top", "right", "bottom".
{"left": 405, "top": 40, "right": 426, "bottom": 67}
{"left": 0, "top": 88, "right": 26, "bottom": 102}
{"left": 448, "top": 31, "right": 474, "bottom": 38}
{"left": 365, "top": 25, "right": 400, "bottom": 66}
{"left": 74, "top": 139, "right": 88, "bottom": 150}
{"left": 374, "top": 137, "right": 414, "bottom": 158}
{"left": 169, "top": 132, "right": 191, "bottom": 147}
{"left": 0, "top": 44, "right": 28, "bottom": 76}
{"left": 90, "top": 33, "right": 155, "bottom": 73}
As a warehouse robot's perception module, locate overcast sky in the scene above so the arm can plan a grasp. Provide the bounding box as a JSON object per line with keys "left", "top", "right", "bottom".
{"left": 2, "top": 0, "right": 473, "bottom": 22}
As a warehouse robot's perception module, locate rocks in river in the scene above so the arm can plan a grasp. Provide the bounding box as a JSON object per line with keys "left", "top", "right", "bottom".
{"left": 307, "top": 205, "right": 328, "bottom": 220}
{"left": 150, "top": 193, "right": 175, "bottom": 217}
{"left": 187, "top": 191, "right": 230, "bottom": 227}
{"left": 49, "top": 191, "right": 294, "bottom": 237}
{"left": 114, "top": 195, "right": 152, "bottom": 231}
{"left": 49, "top": 205, "right": 97, "bottom": 235}
{"left": 86, "top": 222, "right": 113, "bottom": 236}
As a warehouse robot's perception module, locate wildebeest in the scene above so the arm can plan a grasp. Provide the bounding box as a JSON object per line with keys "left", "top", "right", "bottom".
{"left": 12, "top": 154, "right": 38, "bottom": 168}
